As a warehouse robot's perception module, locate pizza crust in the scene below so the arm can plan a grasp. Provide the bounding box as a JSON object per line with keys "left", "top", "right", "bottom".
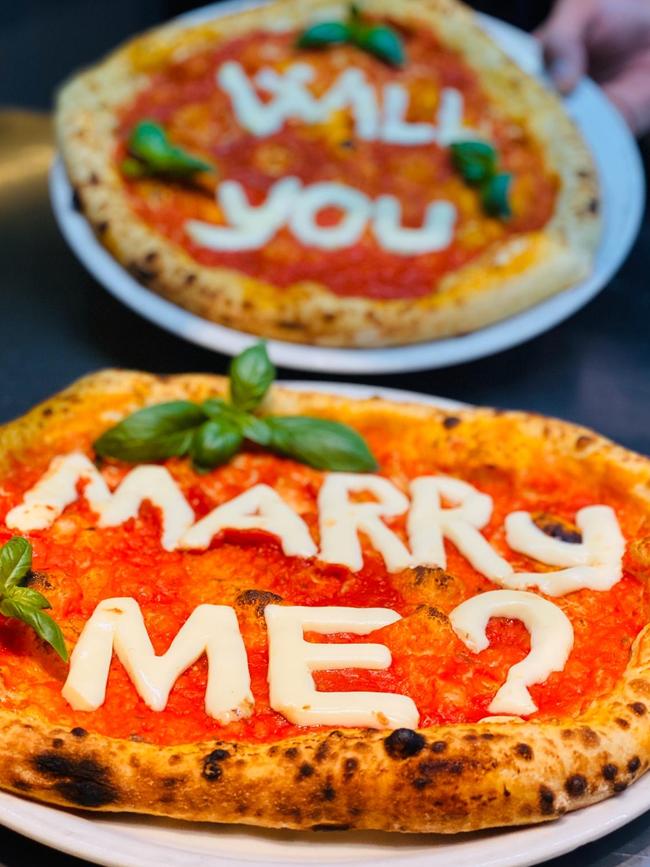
{"left": 55, "top": 0, "right": 600, "bottom": 348}
{"left": 1, "top": 371, "right": 649, "bottom": 832}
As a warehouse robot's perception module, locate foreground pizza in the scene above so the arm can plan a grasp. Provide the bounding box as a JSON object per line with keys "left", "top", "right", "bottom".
{"left": 56, "top": 0, "right": 600, "bottom": 347}
{"left": 0, "top": 370, "right": 649, "bottom": 833}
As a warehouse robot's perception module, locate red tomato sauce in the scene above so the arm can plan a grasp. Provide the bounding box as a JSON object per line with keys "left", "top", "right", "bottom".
{"left": 117, "top": 24, "right": 558, "bottom": 299}
{"left": 0, "top": 424, "right": 646, "bottom": 747}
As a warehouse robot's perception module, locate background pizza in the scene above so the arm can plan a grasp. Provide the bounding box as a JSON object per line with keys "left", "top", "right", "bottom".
{"left": 56, "top": 0, "right": 601, "bottom": 347}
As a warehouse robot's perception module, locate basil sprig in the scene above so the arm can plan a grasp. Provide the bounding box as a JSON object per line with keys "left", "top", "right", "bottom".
{"left": 94, "top": 343, "right": 378, "bottom": 473}
{"left": 122, "top": 120, "right": 214, "bottom": 179}
{"left": 0, "top": 537, "right": 68, "bottom": 662}
{"left": 450, "top": 140, "right": 512, "bottom": 219}
{"left": 298, "top": 5, "right": 405, "bottom": 67}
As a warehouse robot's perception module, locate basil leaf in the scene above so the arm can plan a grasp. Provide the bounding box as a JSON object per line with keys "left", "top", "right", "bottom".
{"left": 10, "top": 586, "right": 51, "bottom": 609}
{"left": 0, "top": 536, "right": 32, "bottom": 590}
{"left": 0, "top": 597, "right": 68, "bottom": 662}
{"left": 202, "top": 397, "right": 228, "bottom": 418}
{"left": 450, "top": 141, "right": 497, "bottom": 185}
{"left": 190, "top": 419, "right": 243, "bottom": 472}
{"left": 127, "top": 121, "right": 213, "bottom": 177}
{"left": 297, "top": 21, "right": 350, "bottom": 48}
{"left": 239, "top": 414, "right": 273, "bottom": 446}
{"left": 229, "top": 343, "right": 276, "bottom": 412}
{"left": 355, "top": 25, "right": 405, "bottom": 66}
{"left": 94, "top": 401, "right": 206, "bottom": 463}
{"left": 481, "top": 172, "right": 512, "bottom": 218}
{"left": 266, "top": 416, "right": 378, "bottom": 471}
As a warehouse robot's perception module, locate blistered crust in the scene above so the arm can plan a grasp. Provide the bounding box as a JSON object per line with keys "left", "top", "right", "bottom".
{"left": 55, "top": 0, "right": 600, "bottom": 348}
{"left": 1, "top": 370, "right": 650, "bottom": 832}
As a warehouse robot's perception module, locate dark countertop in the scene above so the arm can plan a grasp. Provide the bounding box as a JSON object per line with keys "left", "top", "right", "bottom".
{"left": 0, "top": 111, "right": 649, "bottom": 867}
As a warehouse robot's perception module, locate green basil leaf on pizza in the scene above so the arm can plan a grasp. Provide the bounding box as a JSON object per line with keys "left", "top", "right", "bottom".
{"left": 125, "top": 120, "right": 213, "bottom": 178}
{"left": 191, "top": 418, "right": 243, "bottom": 472}
{"left": 0, "top": 538, "right": 68, "bottom": 662}
{"left": 229, "top": 342, "right": 276, "bottom": 411}
{"left": 0, "top": 535, "right": 32, "bottom": 590}
{"left": 94, "top": 401, "right": 206, "bottom": 462}
{"left": 266, "top": 416, "right": 378, "bottom": 471}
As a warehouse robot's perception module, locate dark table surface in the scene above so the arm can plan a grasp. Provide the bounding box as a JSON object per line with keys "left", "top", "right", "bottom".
{"left": 0, "top": 110, "right": 649, "bottom": 866}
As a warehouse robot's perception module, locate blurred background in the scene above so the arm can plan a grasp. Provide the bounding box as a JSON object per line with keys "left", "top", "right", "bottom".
{"left": 0, "top": 0, "right": 551, "bottom": 107}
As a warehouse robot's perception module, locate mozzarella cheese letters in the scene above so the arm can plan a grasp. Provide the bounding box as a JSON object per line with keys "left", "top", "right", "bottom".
{"left": 318, "top": 473, "right": 412, "bottom": 572}
{"left": 178, "top": 483, "right": 317, "bottom": 558}
{"left": 63, "top": 598, "right": 253, "bottom": 724}
{"left": 185, "top": 63, "right": 472, "bottom": 256}
{"left": 6, "top": 453, "right": 193, "bottom": 552}
{"left": 7, "top": 454, "right": 626, "bottom": 596}
{"left": 217, "top": 61, "right": 470, "bottom": 145}
{"left": 449, "top": 590, "right": 574, "bottom": 715}
{"left": 264, "top": 605, "right": 418, "bottom": 728}
{"left": 503, "top": 506, "right": 626, "bottom": 595}
{"left": 186, "top": 177, "right": 459, "bottom": 256}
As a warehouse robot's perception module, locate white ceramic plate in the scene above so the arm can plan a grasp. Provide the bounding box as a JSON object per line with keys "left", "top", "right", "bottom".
{"left": 50, "top": 6, "right": 644, "bottom": 374}
{"left": 2, "top": 381, "right": 650, "bottom": 867}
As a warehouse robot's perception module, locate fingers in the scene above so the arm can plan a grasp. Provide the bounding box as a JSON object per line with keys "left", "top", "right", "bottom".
{"left": 535, "top": 0, "right": 592, "bottom": 93}
{"left": 601, "top": 56, "right": 650, "bottom": 135}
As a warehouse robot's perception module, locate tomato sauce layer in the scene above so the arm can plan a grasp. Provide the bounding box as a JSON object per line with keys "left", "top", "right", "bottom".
{"left": 0, "top": 416, "right": 648, "bottom": 747}
{"left": 118, "top": 24, "right": 558, "bottom": 299}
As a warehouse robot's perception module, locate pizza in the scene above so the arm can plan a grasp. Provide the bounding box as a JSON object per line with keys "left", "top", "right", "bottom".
{"left": 55, "top": 0, "right": 600, "bottom": 348}
{"left": 0, "top": 356, "right": 649, "bottom": 834}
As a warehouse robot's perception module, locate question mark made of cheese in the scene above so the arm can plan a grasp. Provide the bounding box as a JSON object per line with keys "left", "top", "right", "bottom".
{"left": 449, "top": 589, "right": 574, "bottom": 716}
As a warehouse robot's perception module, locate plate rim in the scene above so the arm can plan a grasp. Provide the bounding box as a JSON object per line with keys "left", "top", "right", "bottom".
{"left": 1, "top": 380, "right": 649, "bottom": 867}
{"left": 49, "top": 9, "right": 645, "bottom": 374}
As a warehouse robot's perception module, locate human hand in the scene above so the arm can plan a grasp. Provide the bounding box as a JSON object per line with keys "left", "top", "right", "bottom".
{"left": 536, "top": 0, "right": 650, "bottom": 135}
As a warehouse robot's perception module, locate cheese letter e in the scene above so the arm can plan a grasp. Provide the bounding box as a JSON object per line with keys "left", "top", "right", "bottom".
{"left": 265, "top": 605, "right": 419, "bottom": 728}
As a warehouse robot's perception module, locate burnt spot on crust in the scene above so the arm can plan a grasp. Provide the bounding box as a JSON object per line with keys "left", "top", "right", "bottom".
{"left": 298, "top": 763, "right": 314, "bottom": 780}
{"left": 384, "top": 729, "right": 426, "bottom": 759}
{"left": 539, "top": 785, "right": 555, "bottom": 816}
{"left": 602, "top": 764, "right": 618, "bottom": 781}
{"left": 168, "top": 754, "right": 182, "bottom": 766}
{"left": 34, "top": 753, "right": 118, "bottom": 808}
{"left": 70, "top": 727, "right": 88, "bottom": 739}
{"left": 579, "top": 727, "right": 600, "bottom": 747}
{"left": 284, "top": 747, "right": 299, "bottom": 760}
{"left": 615, "top": 718, "right": 630, "bottom": 730}
{"left": 630, "top": 702, "right": 647, "bottom": 716}
{"left": 575, "top": 435, "right": 595, "bottom": 451}
{"left": 515, "top": 743, "right": 533, "bottom": 761}
{"left": 587, "top": 197, "right": 600, "bottom": 215}
{"left": 236, "top": 589, "right": 283, "bottom": 617}
{"left": 129, "top": 264, "right": 156, "bottom": 286}
{"left": 343, "top": 757, "right": 358, "bottom": 781}
{"left": 442, "top": 416, "right": 461, "bottom": 430}
{"left": 202, "top": 748, "right": 230, "bottom": 781}
{"left": 565, "top": 775, "right": 587, "bottom": 797}
{"left": 613, "top": 782, "right": 628, "bottom": 793}
{"left": 71, "top": 189, "right": 82, "bottom": 212}
{"left": 51, "top": 738, "right": 64, "bottom": 749}
{"left": 321, "top": 782, "right": 336, "bottom": 801}
{"left": 312, "top": 823, "right": 351, "bottom": 831}
{"left": 315, "top": 741, "right": 330, "bottom": 762}
{"left": 431, "top": 740, "right": 447, "bottom": 753}
{"left": 412, "top": 758, "right": 465, "bottom": 790}
{"left": 533, "top": 513, "right": 581, "bottom": 544}
{"left": 628, "top": 756, "right": 641, "bottom": 774}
